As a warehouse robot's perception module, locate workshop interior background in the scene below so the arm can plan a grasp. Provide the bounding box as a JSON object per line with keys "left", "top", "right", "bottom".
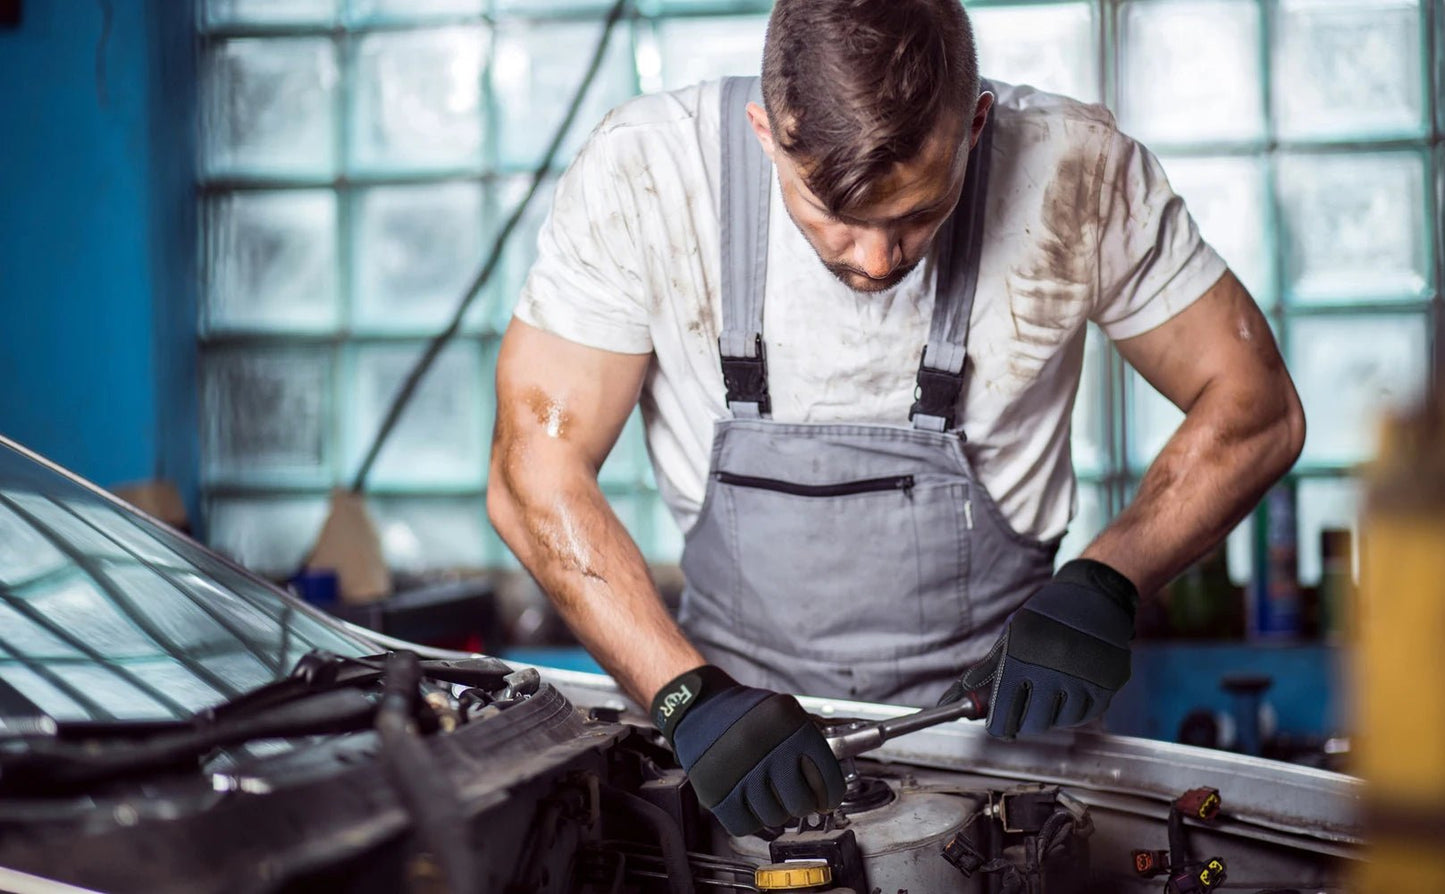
{"left": 0, "top": 0, "right": 1441, "bottom": 754}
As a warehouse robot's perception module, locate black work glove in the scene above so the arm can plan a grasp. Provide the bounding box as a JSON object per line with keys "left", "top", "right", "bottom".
{"left": 939, "top": 559, "right": 1138, "bottom": 739}
{"left": 651, "top": 665, "right": 846, "bottom": 836}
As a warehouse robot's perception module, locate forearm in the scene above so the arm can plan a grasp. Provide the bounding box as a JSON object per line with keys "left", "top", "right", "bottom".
{"left": 488, "top": 466, "right": 704, "bottom": 705}
{"left": 1082, "top": 379, "right": 1305, "bottom": 597}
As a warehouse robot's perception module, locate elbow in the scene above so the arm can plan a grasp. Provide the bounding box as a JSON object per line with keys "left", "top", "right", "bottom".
{"left": 1288, "top": 395, "right": 1312, "bottom": 465}
{"left": 486, "top": 452, "right": 525, "bottom": 544}
{"left": 1271, "top": 381, "right": 1307, "bottom": 477}
{"left": 485, "top": 476, "right": 508, "bottom": 532}
{"left": 485, "top": 440, "right": 589, "bottom": 548}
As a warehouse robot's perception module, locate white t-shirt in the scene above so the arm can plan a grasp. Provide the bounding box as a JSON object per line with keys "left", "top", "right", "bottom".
{"left": 516, "top": 80, "right": 1227, "bottom": 542}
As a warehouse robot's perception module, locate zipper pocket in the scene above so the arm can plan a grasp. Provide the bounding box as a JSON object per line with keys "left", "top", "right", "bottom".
{"left": 715, "top": 471, "right": 914, "bottom": 498}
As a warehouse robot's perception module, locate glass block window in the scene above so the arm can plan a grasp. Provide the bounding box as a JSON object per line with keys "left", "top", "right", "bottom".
{"left": 198, "top": 0, "right": 1442, "bottom": 588}
{"left": 197, "top": 1, "right": 660, "bottom": 579}
{"left": 1109, "top": 0, "right": 1440, "bottom": 592}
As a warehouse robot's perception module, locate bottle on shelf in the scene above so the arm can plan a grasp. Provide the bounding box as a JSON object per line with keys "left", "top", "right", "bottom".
{"left": 1318, "top": 528, "right": 1354, "bottom": 641}
{"left": 1253, "top": 484, "right": 1302, "bottom": 639}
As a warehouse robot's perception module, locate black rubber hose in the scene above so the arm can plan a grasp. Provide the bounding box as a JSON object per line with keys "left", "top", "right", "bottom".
{"left": 0, "top": 689, "right": 376, "bottom": 795}
{"left": 377, "top": 651, "right": 479, "bottom": 894}
{"left": 599, "top": 784, "right": 696, "bottom": 894}
{"left": 1167, "top": 808, "right": 1189, "bottom": 869}
{"left": 1037, "top": 809, "right": 1075, "bottom": 859}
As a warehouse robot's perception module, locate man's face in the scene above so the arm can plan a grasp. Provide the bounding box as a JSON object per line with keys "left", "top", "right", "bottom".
{"left": 747, "top": 95, "right": 992, "bottom": 294}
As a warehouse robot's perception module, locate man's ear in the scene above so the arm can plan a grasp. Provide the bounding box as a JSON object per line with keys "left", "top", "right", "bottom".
{"left": 969, "top": 91, "right": 995, "bottom": 149}
{"left": 745, "top": 101, "right": 777, "bottom": 161}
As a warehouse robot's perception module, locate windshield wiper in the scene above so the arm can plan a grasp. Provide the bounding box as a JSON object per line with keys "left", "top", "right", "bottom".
{"left": 0, "top": 650, "right": 515, "bottom": 796}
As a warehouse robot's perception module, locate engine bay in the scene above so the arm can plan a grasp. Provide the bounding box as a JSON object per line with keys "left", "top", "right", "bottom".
{"left": 0, "top": 658, "right": 1357, "bottom": 894}
{"left": 454, "top": 669, "right": 1355, "bottom": 894}
{"left": 560, "top": 721, "right": 1347, "bottom": 893}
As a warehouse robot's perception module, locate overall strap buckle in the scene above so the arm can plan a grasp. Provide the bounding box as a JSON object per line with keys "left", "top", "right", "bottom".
{"left": 909, "top": 349, "right": 964, "bottom": 434}
{"left": 721, "top": 334, "right": 771, "bottom": 417}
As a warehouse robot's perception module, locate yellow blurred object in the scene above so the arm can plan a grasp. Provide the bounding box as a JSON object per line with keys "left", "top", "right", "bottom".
{"left": 1354, "top": 386, "right": 1445, "bottom": 891}
{"left": 754, "top": 861, "right": 833, "bottom": 890}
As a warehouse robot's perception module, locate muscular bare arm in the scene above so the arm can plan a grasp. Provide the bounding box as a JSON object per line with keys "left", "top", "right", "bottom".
{"left": 487, "top": 319, "right": 705, "bottom": 705}
{"left": 1082, "top": 270, "right": 1306, "bottom": 596}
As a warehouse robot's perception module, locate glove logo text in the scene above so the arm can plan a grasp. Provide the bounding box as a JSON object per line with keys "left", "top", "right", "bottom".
{"left": 655, "top": 683, "right": 694, "bottom": 725}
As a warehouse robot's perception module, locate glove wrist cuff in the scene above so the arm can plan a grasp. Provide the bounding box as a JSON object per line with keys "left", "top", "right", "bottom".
{"left": 1055, "top": 558, "right": 1139, "bottom": 617}
{"left": 650, "top": 664, "right": 737, "bottom": 743}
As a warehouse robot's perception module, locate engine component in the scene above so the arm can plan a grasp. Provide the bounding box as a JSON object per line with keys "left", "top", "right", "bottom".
{"left": 941, "top": 832, "right": 1019, "bottom": 886}
{"left": 729, "top": 776, "right": 986, "bottom": 892}
{"left": 837, "top": 774, "right": 894, "bottom": 813}
{"left": 999, "top": 784, "right": 1068, "bottom": 833}
{"left": 1164, "top": 856, "right": 1228, "bottom": 893}
{"left": 1128, "top": 787, "right": 1230, "bottom": 894}
{"left": 1167, "top": 787, "right": 1223, "bottom": 873}
{"left": 1174, "top": 787, "right": 1222, "bottom": 822}
{"left": 971, "top": 784, "right": 1093, "bottom": 891}
{"left": 1132, "top": 848, "right": 1172, "bottom": 878}
{"left": 755, "top": 859, "right": 833, "bottom": 890}
{"left": 767, "top": 824, "right": 867, "bottom": 892}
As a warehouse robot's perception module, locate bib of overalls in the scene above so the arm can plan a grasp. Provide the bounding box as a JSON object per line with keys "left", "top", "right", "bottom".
{"left": 677, "top": 77, "right": 1059, "bottom": 708}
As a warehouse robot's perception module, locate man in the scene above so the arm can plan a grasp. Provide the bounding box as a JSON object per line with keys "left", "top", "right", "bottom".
{"left": 488, "top": 0, "right": 1304, "bottom": 837}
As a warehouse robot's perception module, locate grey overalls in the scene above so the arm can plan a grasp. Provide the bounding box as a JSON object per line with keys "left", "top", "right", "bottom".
{"left": 677, "top": 77, "right": 1059, "bottom": 708}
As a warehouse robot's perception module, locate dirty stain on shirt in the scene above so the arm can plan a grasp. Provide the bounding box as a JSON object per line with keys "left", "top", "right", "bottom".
{"left": 517, "top": 80, "right": 1226, "bottom": 542}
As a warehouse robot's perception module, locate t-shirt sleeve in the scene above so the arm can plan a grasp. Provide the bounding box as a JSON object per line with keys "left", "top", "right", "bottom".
{"left": 513, "top": 125, "right": 654, "bottom": 354}
{"left": 1090, "top": 128, "right": 1228, "bottom": 341}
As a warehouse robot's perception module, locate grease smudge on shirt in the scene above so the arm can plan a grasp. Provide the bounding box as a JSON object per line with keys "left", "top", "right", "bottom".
{"left": 1001, "top": 145, "right": 1104, "bottom": 385}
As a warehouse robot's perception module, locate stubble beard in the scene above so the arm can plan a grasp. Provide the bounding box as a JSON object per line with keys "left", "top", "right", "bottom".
{"left": 821, "top": 258, "right": 921, "bottom": 294}
{"left": 778, "top": 195, "right": 924, "bottom": 295}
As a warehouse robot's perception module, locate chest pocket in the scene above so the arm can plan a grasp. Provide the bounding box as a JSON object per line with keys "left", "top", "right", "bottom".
{"left": 690, "top": 469, "right": 974, "bottom": 663}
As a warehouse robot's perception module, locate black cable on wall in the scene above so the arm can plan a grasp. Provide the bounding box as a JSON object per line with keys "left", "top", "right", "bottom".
{"left": 350, "top": 0, "right": 631, "bottom": 494}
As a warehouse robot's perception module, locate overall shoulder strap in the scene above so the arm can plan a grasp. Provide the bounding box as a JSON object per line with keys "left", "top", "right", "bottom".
{"left": 718, "top": 76, "right": 772, "bottom": 419}
{"left": 911, "top": 86, "right": 998, "bottom": 435}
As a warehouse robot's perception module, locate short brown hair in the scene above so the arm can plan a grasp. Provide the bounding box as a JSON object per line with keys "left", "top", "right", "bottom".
{"left": 760, "top": 0, "right": 980, "bottom": 215}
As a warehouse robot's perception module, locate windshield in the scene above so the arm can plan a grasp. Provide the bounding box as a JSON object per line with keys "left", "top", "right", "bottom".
{"left": 0, "top": 441, "right": 370, "bottom": 726}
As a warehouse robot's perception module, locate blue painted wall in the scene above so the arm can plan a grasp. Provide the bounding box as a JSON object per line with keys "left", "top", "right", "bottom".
{"left": 0, "top": 1, "right": 197, "bottom": 510}
{"left": 1105, "top": 642, "right": 1347, "bottom": 744}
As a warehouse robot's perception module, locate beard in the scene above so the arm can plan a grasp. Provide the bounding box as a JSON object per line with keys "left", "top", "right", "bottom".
{"left": 821, "top": 257, "right": 922, "bottom": 294}
{"left": 775, "top": 190, "right": 931, "bottom": 294}
{"left": 781, "top": 200, "right": 927, "bottom": 294}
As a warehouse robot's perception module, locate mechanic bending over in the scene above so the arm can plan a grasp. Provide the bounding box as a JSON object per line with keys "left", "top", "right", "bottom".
{"left": 488, "top": 0, "right": 1304, "bottom": 837}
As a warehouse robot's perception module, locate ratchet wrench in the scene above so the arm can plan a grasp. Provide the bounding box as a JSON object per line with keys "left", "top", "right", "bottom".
{"left": 825, "top": 690, "right": 988, "bottom": 761}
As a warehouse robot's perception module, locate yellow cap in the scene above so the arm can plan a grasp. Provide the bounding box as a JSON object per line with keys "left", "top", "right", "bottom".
{"left": 755, "top": 861, "right": 833, "bottom": 890}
